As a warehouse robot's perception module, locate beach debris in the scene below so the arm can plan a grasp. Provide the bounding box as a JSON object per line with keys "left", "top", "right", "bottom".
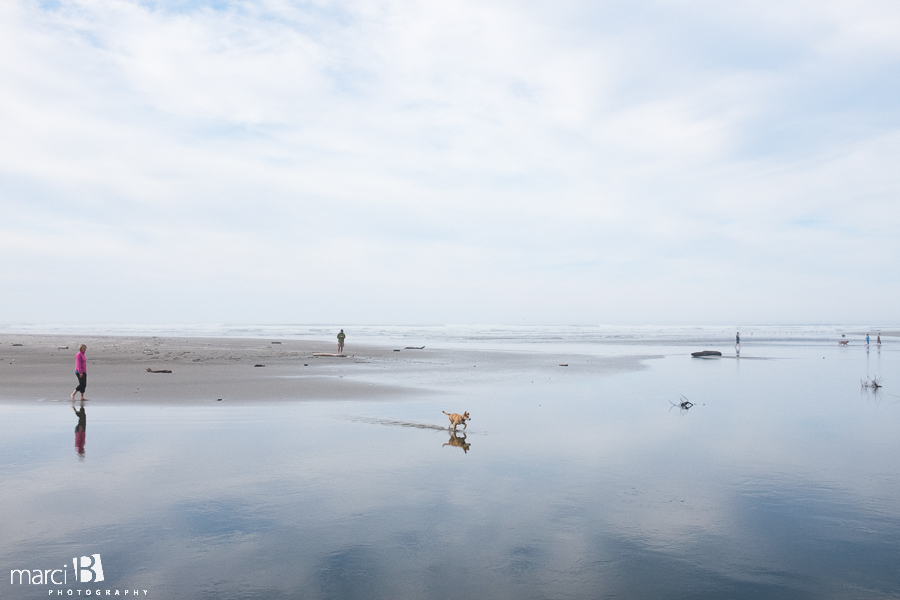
{"left": 12, "top": 343, "right": 23, "bottom": 346}
{"left": 670, "top": 395, "right": 694, "bottom": 410}
{"left": 271, "top": 341, "right": 281, "bottom": 344}
{"left": 861, "top": 376, "right": 883, "bottom": 389}
{"left": 405, "top": 346, "right": 425, "bottom": 349}
{"left": 254, "top": 364, "right": 265, "bottom": 367}
{"left": 304, "top": 363, "right": 308, "bottom": 366}
{"left": 393, "top": 349, "right": 401, "bottom": 352}
{"left": 691, "top": 350, "right": 721, "bottom": 357}
{"left": 146, "top": 368, "right": 172, "bottom": 373}
{"left": 559, "top": 364, "right": 568, "bottom": 367}
{"left": 313, "top": 353, "right": 346, "bottom": 357}
{"left": 58, "top": 346, "right": 69, "bottom": 350}
{"left": 217, "top": 398, "right": 222, "bottom": 401}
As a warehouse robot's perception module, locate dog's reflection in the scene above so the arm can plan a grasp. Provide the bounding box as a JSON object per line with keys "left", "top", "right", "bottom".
{"left": 442, "top": 431, "right": 471, "bottom": 454}
{"left": 73, "top": 402, "right": 87, "bottom": 458}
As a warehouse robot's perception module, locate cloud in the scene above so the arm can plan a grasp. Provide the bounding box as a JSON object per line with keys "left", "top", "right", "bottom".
{"left": 1, "top": 0, "right": 898, "bottom": 324}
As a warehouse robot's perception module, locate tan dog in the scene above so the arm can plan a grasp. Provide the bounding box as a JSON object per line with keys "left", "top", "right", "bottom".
{"left": 442, "top": 410, "right": 470, "bottom": 430}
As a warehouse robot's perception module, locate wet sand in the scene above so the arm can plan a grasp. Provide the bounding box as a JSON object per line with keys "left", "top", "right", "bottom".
{"left": 2, "top": 331, "right": 898, "bottom": 599}
{"left": 0, "top": 334, "right": 654, "bottom": 404}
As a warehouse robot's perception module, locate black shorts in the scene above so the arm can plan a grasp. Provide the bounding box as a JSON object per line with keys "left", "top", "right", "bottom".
{"left": 75, "top": 372, "right": 87, "bottom": 394}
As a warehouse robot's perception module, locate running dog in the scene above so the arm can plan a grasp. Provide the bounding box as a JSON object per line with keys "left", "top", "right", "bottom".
{"left": 442, "top": 411, "right": 470, "bottom": 430}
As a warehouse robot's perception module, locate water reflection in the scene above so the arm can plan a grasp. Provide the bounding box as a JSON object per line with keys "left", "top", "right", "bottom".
{"left": 2, "top": 340, "right": 900, "bottom": 599}
{"left": 861, "top": 381, "right": 884, "bottom": 405}
{"left": 72, "top": 402, "right": 86, "bottom": 459}
{"left": 442, "top": 431, "right": 471, "bottom": 453}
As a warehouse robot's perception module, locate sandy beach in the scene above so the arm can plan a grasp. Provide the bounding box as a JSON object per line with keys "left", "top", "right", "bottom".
{"left": 0, "top": 334, "right": 653, "bottom": 404}
{"left": 1, "top": 327, "right": 898, "bottom": 598}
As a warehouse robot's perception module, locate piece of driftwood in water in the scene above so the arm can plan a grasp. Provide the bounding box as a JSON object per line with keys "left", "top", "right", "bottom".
{"left": 254, "top": 364, "right": 265, "bottom": 367}
{"left": 691, "top": 350, "right": 722, "bottom": 357}
{"left": 559, "top": 364, "right": 568, "bottom": 367}
{"left": 313, "top": 353, "right": 346, "bottom": 357}
{"left": 404, "top": 346, "right": 425, "bottom": 349}
{"left": 862, "top": 376, "right": 883, "bottom": 389}
{"left": 146, "top": 368, "right": 172, "bottom": 373}
{"left": 671, "top": 395, "right": 694, "bottom": 410}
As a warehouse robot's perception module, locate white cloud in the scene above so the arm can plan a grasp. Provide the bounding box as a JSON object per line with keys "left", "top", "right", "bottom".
{"left": 1, "top": 0, "right": 898, "bottom": 324}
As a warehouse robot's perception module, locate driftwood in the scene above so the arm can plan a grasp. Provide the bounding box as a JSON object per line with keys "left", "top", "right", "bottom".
{"left": 146, "top": 368, "right": 172, "bottom": 373}
{"left": 691, "top": 350, "right": 722, "bottom": 357}
{"left": 404, "top": 346, "right": 425, "bottom": 349}
{"left": 670, "top": 395, "right": 694, "bottom": 410}
{"left": 861, "top": 376, "right": 883, "bottom": 389}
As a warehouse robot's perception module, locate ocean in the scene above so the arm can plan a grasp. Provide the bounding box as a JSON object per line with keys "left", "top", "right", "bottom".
{"left": 1, "top": 325, "right": 897, "bottom": 599}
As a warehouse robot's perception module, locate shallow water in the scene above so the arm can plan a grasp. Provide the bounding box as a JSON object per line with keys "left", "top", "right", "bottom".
{"left": 1, "top": 323, "right": 891, "bottom": 352}
{"left": 2, "top": 338, "right": 898, "bottom": 599}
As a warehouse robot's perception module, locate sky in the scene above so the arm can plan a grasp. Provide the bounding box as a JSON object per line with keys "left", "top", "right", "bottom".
{"left": 1, "top": 0, "right": 899, "bottom": 326}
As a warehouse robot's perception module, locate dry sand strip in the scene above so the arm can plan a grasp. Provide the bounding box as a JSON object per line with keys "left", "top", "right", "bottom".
{"left": 0, "top": 334, "right": 656, "bottom": 404}
{"left": 0, "top": 335, "right": 422, "bottom": 404}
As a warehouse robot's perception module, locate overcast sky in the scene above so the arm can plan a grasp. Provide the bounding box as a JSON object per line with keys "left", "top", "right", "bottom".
{"left": 2, "top": 0, "right": 898, "bottom": 326}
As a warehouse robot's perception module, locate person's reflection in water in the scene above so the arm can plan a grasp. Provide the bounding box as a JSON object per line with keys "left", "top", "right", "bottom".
{"left": 443, "top": 431, "right": 471, "bottom": 453}
{"left": 73, "top": 402, "right": 87, "bottom": 459}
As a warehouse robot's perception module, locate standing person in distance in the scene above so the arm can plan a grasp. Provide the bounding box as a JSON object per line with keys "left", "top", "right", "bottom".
{"left": 735, "top": 331, "right": 741, "bottom": 357}
{"left": 337, "top": 329, "right": 346, "bottom": 355}
{"left": 71, "top": 344, "right": 88, "bottom": 401}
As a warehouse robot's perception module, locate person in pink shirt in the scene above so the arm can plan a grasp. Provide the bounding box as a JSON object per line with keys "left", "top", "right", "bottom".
{"left": 71, "top": 344, "right": 88, "bottom": 401}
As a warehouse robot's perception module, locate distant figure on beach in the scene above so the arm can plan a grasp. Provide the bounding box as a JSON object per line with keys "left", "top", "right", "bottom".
{"left": 735, "top": 331, "right": 741, "bottom": 356}
{"left": 71, "top": 344, "right": 88, "bottom": 401}
{"left": 337, "top": 330, "right": 345, "bottom": 354}
{"left": 866, "top": 334, "right": 870, "bottom": 347}
{"left": 877, "top": 334, "right": 881, "bottom": 345}
{"left": 73, "top": 402, "right": 87, "bottom": 457}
